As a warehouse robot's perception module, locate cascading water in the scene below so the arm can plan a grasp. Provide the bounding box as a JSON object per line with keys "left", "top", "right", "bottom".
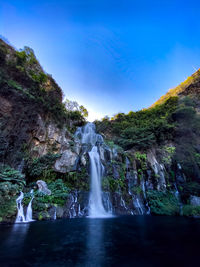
{"left": 16, "top": 190, "right": 34, "bottom": 223}
{"left": 89, "top": 146, "right": 110, "bottom": 217}
{"left": 15, "top": 192, "right": 26, "bottom": 223}
{"left": 54, "top": 207, "right": 57, "bottom": 220}
{"left": 25, "top": 190, "right": 34, "bottom": 222}
{"left": 174, "top": 183, "right": 183, "bottom": 215}
{"left": 75, "top": 123, "right": 112, "bottom": 218}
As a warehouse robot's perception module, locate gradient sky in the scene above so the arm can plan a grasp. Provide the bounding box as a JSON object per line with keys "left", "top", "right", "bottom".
{"left": 1, "top": 0, "right": 200, "bottom": 121}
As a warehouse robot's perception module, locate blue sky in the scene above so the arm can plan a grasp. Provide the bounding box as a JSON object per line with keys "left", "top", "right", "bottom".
{"left": 1, "top": 0, "right": 200, "bottom": 121}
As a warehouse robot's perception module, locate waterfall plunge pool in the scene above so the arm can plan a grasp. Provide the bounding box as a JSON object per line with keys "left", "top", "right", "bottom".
{"left": 0, "top": 216, "right": 199, "bottom": 267}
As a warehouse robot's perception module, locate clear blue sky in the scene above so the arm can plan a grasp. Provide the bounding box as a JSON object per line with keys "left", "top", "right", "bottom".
{"left": 1, "top": 0, "right": 200, "bottom": 121}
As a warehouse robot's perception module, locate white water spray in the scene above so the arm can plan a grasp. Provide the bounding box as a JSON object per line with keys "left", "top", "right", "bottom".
{"left": 54, "top": 207, "right": 57, "bottom": 220}
{"left": 89, "top": 146, "right": 110, "bottom": 217}
{"left": 15, "top": 190, "right": 34, "bottom": 223}
{"left": 15, "top": 192, "right": 26, "bottom": 223}
{"left": 25, "top": 190, "right": 34, "bottom": 222}
{"left": 75, "top": 123, "right": 112, "bottom": 218}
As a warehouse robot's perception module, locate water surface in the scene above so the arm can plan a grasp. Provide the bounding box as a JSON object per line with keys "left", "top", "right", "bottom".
{"left": 0, "top": 216, "right": 199, "bottom": 266}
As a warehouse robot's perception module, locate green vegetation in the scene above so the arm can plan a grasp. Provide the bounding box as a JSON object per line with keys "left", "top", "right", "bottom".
{"left": 147, "top": 190, "right": 179, "bottom": 215}
{"left": 64, "top": 99, "right": 88, "bottom": 118}
{"left": 181, "top": 182, "right": 200, "bottom": 198}
{"left": 25, "top": 153, "right": 60, "bottom": 181}
{"left": 0, "top": 165, "right": 25, "bottom": 186}
{"left": 0, "top": 182, "right": 21, "bottom": 219}
{"left": 25, "top": 153, "right": 89, "bottom": 191}
{"left": 150, "top": 69, "right": 200, "bottom": 107}
{"left": 134, "top": 152, "right": 147, "bottom": 171}
{"left": 96, "top": 96, "right": 178, "bottom": 150}
{"left": 162, "top": 146, "right": 176, "bottom": 165}
{"left": 24, "top": 179, "right": 69, "bottom": 208}
{"left": 182, "top": 205, "right": 200, "bottom": 217}
{"left": 172, "top": 97, "right": 200, "bottom": 180}
{"left": 0, "top": 39, "right": 86, "bottom": 128}
{"left": 102, "top": 176, "right": 126, "bottom": 192}
{"left": 132, "top": 185, "right": 143, "bottom": 195}
{"left": 64, "top": 169, "right": 90, "bottom": 191}
{"left": 104, "top": 140, "right": 124, "bottom": 153}
{"left": 0, "top": 165, "right": 25, "bottom": 220}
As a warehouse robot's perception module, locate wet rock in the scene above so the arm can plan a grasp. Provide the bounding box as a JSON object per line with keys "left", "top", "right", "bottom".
{"left": 113, "top": 165, "right": 120, "bottom": 179}
{"left": 190, "top": 196, "right": 200, "bottom": 206}
{"left": 147, "top": 151, "right": 166, "bottom": 191}
{"left": 81, "top": 155, "right": 87, "bottom": 166}
{"left": 56, "top": 206, "right": 64, "bottom": 218}
{"left": 176, "top": 163, "right": 186, "bottom": 184}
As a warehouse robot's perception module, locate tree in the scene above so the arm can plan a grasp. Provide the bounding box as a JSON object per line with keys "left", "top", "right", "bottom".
{"left": 64, "top": 99, "right": 88, "bottom": 118}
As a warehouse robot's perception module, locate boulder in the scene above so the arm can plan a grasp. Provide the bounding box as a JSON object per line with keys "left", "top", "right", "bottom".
{"left": 54, "top": 149, "right": 78, "bottom": 173}
{"left": 36, "top": 180, "right": 51, "bottom": 195}
{"left": 190, "top": 196, "right": 200, "bottom": 206}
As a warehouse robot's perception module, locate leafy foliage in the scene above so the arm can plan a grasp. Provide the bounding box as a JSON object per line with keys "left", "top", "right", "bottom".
{"left": 26, "top": 153, "right": 60, "bottom": 180}
{"left": 0, "top": 165, "right": 25, "bottom": 186}
{"left": 150, "top": 69, "right": 200, "bottom": 107}
{"left": 162, "top": 146, "right": 176, "bottom": 165}
{"left": 64, "top": 99, "right": 88, "bottom": 118}
{"left": 0, "top": 182, "right": 21, "bottom": 219}
{"left": 0, "top": 39, "right": 86, "bottom": 128}
{"left": 64, "top": 169, "right": 90, "bottom": 191}
{"left": 96, "top": 97, "right": 178, "bottom": 150}
{"left": 102, "top": 176, "right": 126, "bottom": 192}
{"left": 34, "top": 179, "right": 69, "bottom": 206}
{"left": 181, "top": 182, "right": 200, "bottom": 198}
{"left": 147, "top": 190, "right": 179, "bottom": 215}
{"left": 24, "top": 179, "right": 69, "bottom": 207}
{"left": 182, "top": 205, "right": 200, "bottom": 217}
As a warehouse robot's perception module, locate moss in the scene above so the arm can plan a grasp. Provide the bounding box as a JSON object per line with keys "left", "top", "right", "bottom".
{"left": 132, "top": 186, "right": 142, "bottom": 195}
{"left": 135, "top": 152, "right": 147, "bottom": 171}
{"left": 162, "top": 146, "right": 176, "bottom": 165}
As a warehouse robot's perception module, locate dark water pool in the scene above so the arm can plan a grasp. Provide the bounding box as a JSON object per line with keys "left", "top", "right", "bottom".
{"left": 0, "top": 216, "right": 199, "bottom": 267}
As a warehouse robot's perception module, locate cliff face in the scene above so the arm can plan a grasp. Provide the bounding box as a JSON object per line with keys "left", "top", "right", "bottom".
{"left": 0, "top": 39, "right": 85, "bottom": 169}
{"left": 1, "top": 38, "right": 200, "bottom": 222}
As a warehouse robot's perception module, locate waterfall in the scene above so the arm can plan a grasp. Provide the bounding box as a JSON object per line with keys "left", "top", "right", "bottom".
{"left": 54, "top": 207, "right": 57, "bottom": 220}
{"left": 174, "top": 183, "right": 183, "bottom": 215}
{"left": 15, "top": 190, "right": 34, "bottom": 223}
{"left": 75, "top": 122, "right": 112, "bottom": 218}
{"left": 15, "top": 192, "right": 26, "bottom": 223}
{"left": 89, "top": 146, "right": 110, "bottom": 217}
{"left": 25, "top": 190, "right": 34, "bottom": 222}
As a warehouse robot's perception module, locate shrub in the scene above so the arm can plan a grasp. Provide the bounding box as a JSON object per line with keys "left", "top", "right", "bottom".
{"left": 26, "top": 153, "right": 60, "bottom": 180}
{"left": 182, "top": 205, "right": 200, "bottom": 216}
{"left": 147, "top": 190, "right": 179, "bottom": 215}
{"left": 0, "top": 165, "right": 25, "bottom": 186}
{"left": 0, "top": 182, "right": 21, "bottom": 219}
{"left": 24, "top": 179, "right": 69, "bottom": 207}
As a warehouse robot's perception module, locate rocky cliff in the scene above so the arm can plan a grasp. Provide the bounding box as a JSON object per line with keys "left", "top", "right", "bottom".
{"left": 1, "top": 38, "right": 200, "bottom": 222}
